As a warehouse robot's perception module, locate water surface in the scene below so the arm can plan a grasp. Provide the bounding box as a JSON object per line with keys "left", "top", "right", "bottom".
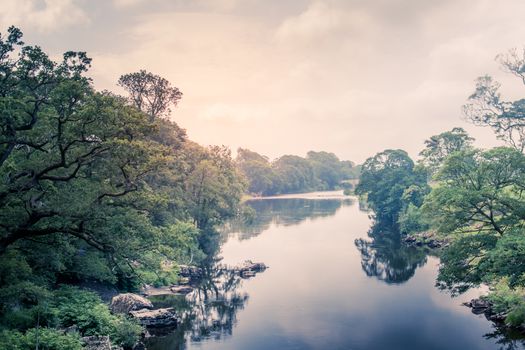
{"left": 148, "top": 191, "right": 525, "bottom": 350}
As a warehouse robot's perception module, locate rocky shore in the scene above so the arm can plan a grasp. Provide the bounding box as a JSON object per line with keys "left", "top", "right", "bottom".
{"left": 403, "top": 231, "right": 448, "bottom": 249}
{"left": 88, "top": 260, "right": 267, "bottom": 349}
{"left": 464, "top": 298, "right": 525, "bottom": 333}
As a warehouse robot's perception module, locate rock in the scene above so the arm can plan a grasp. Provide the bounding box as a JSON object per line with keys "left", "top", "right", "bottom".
{"left": 488, "top": 312, "right": 508, "bottom": 323}
{"left": 244, "top": 261, "right": 267, "bottom": 271}
{"left": 110, "top": 293, "right": 153, "bottom": 314}
{"left": 179, "top": 265, "right": 204, "bottom": 279}
{"left": 82, "top": 336, "right": 112, "bottom": 350}
{"left": 469, "top": 298, "right": 492, "bottom": 314}
{"left": 130, "top": 308, "right": 179, "bottom": 328}
{"left": 170, "top": 285, "right": 193, "bottom": 294}
{"left": 240, "top": 270, "right": 256, "bottom": 278}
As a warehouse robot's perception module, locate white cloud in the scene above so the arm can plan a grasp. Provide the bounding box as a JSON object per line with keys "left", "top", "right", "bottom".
{"left": 0, "top": 0, "right": 88, "bottom": 32}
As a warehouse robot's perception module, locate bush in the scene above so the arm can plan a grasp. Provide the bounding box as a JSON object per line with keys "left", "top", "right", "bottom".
{"left": 0, "top": 328, "right": 83, "bottom": 350}
{"left": 51, "top": 286, "right": 142, "bottom": 348}
{"left": 398, "top": 203, "right": 429, "bottom": 234}
{"left": 486, "top": 279, "right": 525, "bottom": 327}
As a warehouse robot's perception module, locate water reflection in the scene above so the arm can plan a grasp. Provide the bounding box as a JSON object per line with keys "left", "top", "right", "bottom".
{"left": 222, "top": 198, "right": 354, "bottom": 241}
{"left": 355, "top": 223, "right": 427, "bottom": 284}
{"left": 146, "top": 195, "right": 525, "bottom": 350}
{"left": 146, "top": 257, "right": 249, "bottom": 349}
{"left": 485, "top": 328, "right": 525, "bottom": 350}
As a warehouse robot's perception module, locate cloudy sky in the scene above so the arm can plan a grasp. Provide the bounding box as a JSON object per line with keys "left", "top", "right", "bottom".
{"left": 2, "top": 0, "right": 525, "bottom": 163}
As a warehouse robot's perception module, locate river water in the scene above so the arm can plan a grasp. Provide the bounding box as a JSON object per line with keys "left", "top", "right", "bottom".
{"left": 147, "top": 191, "right": 525, "bottom": 350}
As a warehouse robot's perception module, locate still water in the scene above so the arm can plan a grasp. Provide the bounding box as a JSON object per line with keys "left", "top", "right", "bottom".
{"left": 148, "top": 191, "right": 525, "bottom": 350}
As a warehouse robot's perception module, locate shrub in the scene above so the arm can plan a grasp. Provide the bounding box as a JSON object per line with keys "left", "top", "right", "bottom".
{"left": 0, "top": 328, "right": 83, "bottom": 350}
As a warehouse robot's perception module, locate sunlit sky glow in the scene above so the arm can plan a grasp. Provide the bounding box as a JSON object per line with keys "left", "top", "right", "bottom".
{"left": 3, "top": 0, "right": 525, "bottom": 163}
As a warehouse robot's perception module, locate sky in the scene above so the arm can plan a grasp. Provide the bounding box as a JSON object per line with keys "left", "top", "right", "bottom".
{"left": 1, "top": 0, "right": 525, "bottom": 163}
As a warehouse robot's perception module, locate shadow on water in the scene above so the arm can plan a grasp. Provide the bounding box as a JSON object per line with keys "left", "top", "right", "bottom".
{"left": 354, "top": 222, "right": 428, "bottom": 284}
{"left": 222, "top": 198, "right": 354, "bottom": 241}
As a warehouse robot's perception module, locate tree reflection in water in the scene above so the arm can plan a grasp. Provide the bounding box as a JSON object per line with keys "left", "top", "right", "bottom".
{"left": 222, "top": 198, "right": 354, "bottom": 241}
{"left": 145, "top": 256, "right": 249, "bottom": 349}
{"left": 355, "top": 222, "right": 427, "bottom": 284}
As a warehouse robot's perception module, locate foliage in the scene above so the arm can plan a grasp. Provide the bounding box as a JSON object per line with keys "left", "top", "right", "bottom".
{"left": 0, "top": 328, "right": 83, "bottom": 350}
{"left": 419, "top": 127, "right": 474, "bottom": 175}
{"left": 236, "top": 148, "right": 358, "bottom": 196}
{"left": 355, "top": 149, "right": 429, "bottom": 225}
{"left": 118, "top": 69, "right": 182, "bottom": 121}
{"left": 0, "top": 26, "right": 246, "bottom": 343}
{"left": 486, "top": 279, "right": 525, "bottom": 327}
{"left": 422, "top": 147, "right": 525, "bottom": 236}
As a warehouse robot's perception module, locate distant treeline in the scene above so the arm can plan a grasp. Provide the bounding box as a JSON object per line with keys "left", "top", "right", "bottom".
{"left": 236, "top": 148, "right": 360, "bottom": 196}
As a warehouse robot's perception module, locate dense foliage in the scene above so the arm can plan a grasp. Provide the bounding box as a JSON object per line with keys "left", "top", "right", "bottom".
{"left": 355, "top": 149, "right": 429, "bottom": 225}
{"left": 0, "top": 27, "right": 246, "bottom": 346}
{"left": 236, "top": 148, "right": 359, "bottom": 196}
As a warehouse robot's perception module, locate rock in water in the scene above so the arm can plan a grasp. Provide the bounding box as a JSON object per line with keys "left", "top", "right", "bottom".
{"left": 110, "top": 293, "right": 153, "bottom": 314}
{"left": 82, "top": 336, "right": 112, "bottom": 350}
{"left": 130, "top": 308, "right": 179, "bottom": 328}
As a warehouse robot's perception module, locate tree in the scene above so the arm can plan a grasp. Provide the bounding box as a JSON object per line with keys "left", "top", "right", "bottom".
{"left": 422, "top": 147, "right": 525, "bottom": 236}
{"left": 306, "top": 151, "right": 344, "bottom": 189}
{"left": 356, "top": 149, "right": 428, "bottom": 225}
{"left": 419, "top": 127, "right": 474, "bottom": 175}
{"left": 118, "top": 70, "right": 182, "bottom": 121}
{"left": 463, "top": 48, "right": 525, "bottom": 152}
{"left": 236, "top": 148, "right": 276, "bottom": 195}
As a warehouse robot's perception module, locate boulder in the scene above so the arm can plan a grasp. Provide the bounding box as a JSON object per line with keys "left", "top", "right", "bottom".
{"left": 110, "top": 293, "right": 153, "bottom": 314}
{"left": 130, "top": 307, "right": 179, "bottom": 328}
{"left": 468, "top": 298, "right": 492, "bottom": 314}
{"left": 82, "top": 336, "right": 112, "bottom": 350}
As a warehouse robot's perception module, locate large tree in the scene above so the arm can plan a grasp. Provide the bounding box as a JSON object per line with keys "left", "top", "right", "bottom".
{"left": 118, "top": 70, "right": 182, "bottom": 121}
{"left": 356, "top": 149, "right": 428, "bottom": 225}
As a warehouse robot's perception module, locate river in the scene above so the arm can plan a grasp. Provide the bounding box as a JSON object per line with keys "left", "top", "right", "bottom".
{"left": 147, "top": 191, "right": 525, "bottom": 350}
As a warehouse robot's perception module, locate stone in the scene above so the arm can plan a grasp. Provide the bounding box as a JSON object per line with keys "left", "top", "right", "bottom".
{"left": 469, "top": 298, "right": 492, "bottom": 314}
{"left": 82, "top": 336, "right": 112, "bottom": 350}
{"left": 110, "top": 293, "right": 153, "bottom": 314}
{"left": 130, "top": 308, "right": 179, "bottom": 328}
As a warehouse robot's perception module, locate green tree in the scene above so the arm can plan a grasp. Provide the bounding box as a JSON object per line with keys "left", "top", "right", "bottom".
{"left": 356, "top": 149, "right": 428, "bottom": 225}
{"left": 422, "top": 147, "right": 525, "bottom": 236}
{"left": 419, "top": 127, "right": 474, "bottom": 175}
{"left": 118, "top": 70, "right": 182, "bottom": 121}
